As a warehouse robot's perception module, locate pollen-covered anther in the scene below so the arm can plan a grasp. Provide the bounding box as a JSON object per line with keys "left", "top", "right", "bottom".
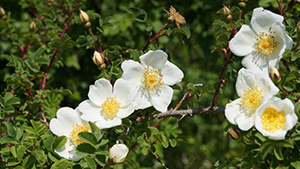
{"left": 240, "top": 85, "right": 263, "bottom": 116}
{"left": 141, "top": 66, "right": 163, "bottom": 91}
{"left": 261, "top": 107, "right": 286, "bottom": 133}
{"left": 70, "top": 123, "right": 91, "bottom": 145}
{"left": 255, "top": 31, "right": 279, "bottom": 56}
{"left": 102, "top": 95, "right": 121, "bottom": 120}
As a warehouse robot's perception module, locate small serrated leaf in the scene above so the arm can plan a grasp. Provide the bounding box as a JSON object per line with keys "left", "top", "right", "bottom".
{"left": 84, "top": 156, "right": 96, "bottom": 169}
{"left": 52, "top": 136, "right": 67, "bottom": 150}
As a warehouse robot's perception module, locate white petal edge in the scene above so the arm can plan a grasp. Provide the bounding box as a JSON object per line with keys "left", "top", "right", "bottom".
{"left": 251, "top": 7, "right": 284, "bottom": 33}
{"left": 117, "top": 102, "right": 138, "bottom": 118}
{"left": 150, "top": 85, "right": 173, "bottom": 112}
{"left": 121, "top": 60, "right": 144, "bottom": 87}
{"left": 50, "top": 107, "right": 82, "bottom": 137}
{"left": 225, "top": 98, "right": 242, "bottom": 125}
{"left": 229, "top": 25, "right": 256, "bottom": 56}
{"left": 140, "top": 50, "right": 168, "bottom": 69}
{"left": 95, "top": 118, "right": 122, "bottom": 129}
{"left": 113, "top": 78, "right": 137, "bottom": 107}
{"left": 88, "top": 78, "right": 113, "bottom": 106}
{"left": 78, "top": 100, "right": 104, "bottom": 122}
{"left": 161, "top": 61, "right": 184, "bottom": 86}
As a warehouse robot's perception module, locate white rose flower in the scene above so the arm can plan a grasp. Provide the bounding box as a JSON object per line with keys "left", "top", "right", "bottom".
{"left": 108, "top": 142, "right": 129, "bottom": 164}
{"left": 121, "top": 50, "right": 184, "bottom": 112}
{"left": 78, "top": 78, "right": 138, "bottom": 129}
{"left": 50, "top": 107, "right": 92, "bottom": 161}
{"left": 255, "top": 94, "right": 298, "bottom": 140}
{"left": 225, "top": 68, "right": 279, "bottom": 131}
{"left": 229, "top": 7, "right": 293, "bottom": 73}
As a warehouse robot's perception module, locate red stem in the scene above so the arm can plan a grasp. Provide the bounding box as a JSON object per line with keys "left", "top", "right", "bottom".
{"left": 142, "top": 23, "right": 168, "bottom": 52}
{"left": 276, "top": 0, "right": 283, "bottom": 15}
{"left": 282, "top": 2, "right": 297, "bottom": 16}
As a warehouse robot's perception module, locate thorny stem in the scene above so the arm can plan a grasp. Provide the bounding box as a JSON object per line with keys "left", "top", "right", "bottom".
{"left": 154, "top": 106, "right": 225, "bottom": 119}
{"left": 41, "top": 11, "right": 73, "bottom": 91}
{"left": 142, "top": 23, "right": 168, "bottom": 52}
{"left": 40, "top": 103, "right": 49, "bottom": 127}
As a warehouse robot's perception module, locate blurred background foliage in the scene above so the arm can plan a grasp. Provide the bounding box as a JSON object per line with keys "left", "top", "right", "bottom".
{"left": 1, "top": 0, "right": 299, "bottom": 168}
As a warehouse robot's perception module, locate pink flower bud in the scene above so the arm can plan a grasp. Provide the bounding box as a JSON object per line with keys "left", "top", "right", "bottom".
{"left": 238, "top": 2, "right": 246, "bottom": 8}
{"left": 227, "top": 127, "right": 241, "bottom": 140}
{"left": 92, "top": 51, "right": 104, "bottom": 66}
{"left": 270, "top": 67, "right": 281, "bottom": 82}
{"left": 223, "top": 5, "right": 231, "bottom": 15}
{"left": 79, "top": 10, "right": 90, "bottom": 23}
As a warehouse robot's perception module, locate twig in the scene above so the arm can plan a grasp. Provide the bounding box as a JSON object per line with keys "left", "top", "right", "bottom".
{"left": 211, "top": 56, "right": 234, "bottom": 107}
{"left": 276, "top": 0, "right": 283, "bottom": 15}
{"left": 142, "top": 23, "right": 168, "bottom": 52}
{"left": 282, "top": 1, "right": 297, "bottom": 16}
{"left": 153, "top": 106, "right": 225, "bottom": 119}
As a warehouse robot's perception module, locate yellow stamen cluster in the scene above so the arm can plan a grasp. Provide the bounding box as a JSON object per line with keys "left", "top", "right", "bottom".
{"left": 102, "top": 95, "right": 121, "bottom": 120}
{"left": 240, "top": 85, "right": 263, "bottom": 116}
{"left": 141, "top": 66, "right": 163, "bottom": 91}
{"left": 254, "top": 31, "right": 279, "bottom": 56}
{"left": 164, "top": 6, "right": 186, "bottom": 28}
{"left": 261, "top": 107, "right": 286, "bottom": 133}
{"left": 70, "top": 123, "right": 91, "bottom": 145}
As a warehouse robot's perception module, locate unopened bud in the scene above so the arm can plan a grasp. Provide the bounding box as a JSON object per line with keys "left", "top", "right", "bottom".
{"left": 226, "top": 15, "right": 233, "bottom": 20}
{"left": 79, "top": 10, "right": 90, "bottom": 23}
{"left": 239, "top": 2, "right": 246, "bottom": 8}
{"left": 240, "top": 0, "right": 248, "bottom": 2}
{"left": 29, "top": 21, "right": 36, "bottom": 30}
{"left": 223, "top": 5, "right": 231, "bottom": 15}
{"left": 270, "top": 67, "right": 281, "bottom": 82}
{"left": 108, "top": 142, "right": 129, "bottom": 164}
{"left": 84, "top": 22, "right": 91, "bottom": 28}
{"left": 295, "top": 0, "right": 300, "bottom": 2}
{"left": 92, "top": 51, "right": 104, "bottom": 66}
{"left": 227, "top": 127, "right": 241, "bottom": 140}
{"left": 0, "top": 6, "right": 6, "bottom": 16}
{"left": 99, "top": 63, "right": 106, "bottom": 70}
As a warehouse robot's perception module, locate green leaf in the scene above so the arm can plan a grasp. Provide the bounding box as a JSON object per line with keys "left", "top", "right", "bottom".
{"left": 23, "top": 155, "right": 36, "bottom": 168}
{"left": 43, "top": 134, "right": 55, "bottom": 150}
{"left": 97, "top": 139, "right": 109, "bottom": 147}
{"left": 5, "top": 97, "right": 20, "bottom": 105}
{"left": 135, "top": 13, "right": 147, "bottom": 22}
{"left": 78, "top": 131, "right": 97, "bottom": 145}
{"left": 126, "top": 49, "right": 140, "bottom": 61}
{"left": 15, "top": 128, "right": 23, "bottom": 141}
{"left": 127, "top": 7, "right": 143, "bottom": 15}
{"left": 7, "top": 158, "right": 20, "bottom": 167}
{"left": 169, "top": 139, "right": 177, "bottom": 147}
{"left": 283, "top": 81, "right": 295, "bottom": 92}
{"left": 3, "top": 105, "right": 15, "bottom": 113}
{"left": 141, "top": 147, "right": 149, "bottom": 155}
{"left": 244, "top": 144, "right": 260, "bottom": 154}
{"left": 4, "top": 122, "right": 15, "bottom": 136}
{"left": 274, "top": 148, "right": 283, "bottom": 160}
{"left": 11, "top": 146, "right": 17, "bottom": 158}
{"left": 4, "top": 92, "right": 14, "bottom": 103}
{"left": 76, "top": 143, "right": 96, "bottom": 156}
{"left": 295, "top": 101, "right": 300, "bottom": 115}
{"left": 94, "top": 155, "right": 106, "bottom": 166}
{"left": 175, "top": 27, "right": 191, "bottom": 39}
{"left": 35, "top": 58, "right": 49, "bottom": 64}
{"left": 50, "top": 159, "right": 70, "bottom": 169}
{"left": 291, "top": 161, "right": 300, "bottom": 168}
{"left": 260, "top": 141, "right": 275, "bottom": 160}
{"left": 52, "top": 136, "right": 67, "bottom": 150}
{"left": 84, "top": 156, "right": 96, "bottom": 169}
{"left": 89, "top": 122, "right": 101, "bottom": 140}
{"left": 17, "top": 145, "right": 26, "bottom": 161}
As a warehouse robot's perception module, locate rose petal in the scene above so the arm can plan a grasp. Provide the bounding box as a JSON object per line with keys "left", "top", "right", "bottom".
{"left": 150, "top": 85, "right": 173, "bottom": 112}
{"left": 161, "top": 61, "right": 184, "bottom": 85}
{"left": 88, "top": 78, "right": 113, "bottom": 106}
{"left": 140, "top": 50, "right": 168, "bottom": 69}
{"left": 229, "top": 25, "right": 256, "bottom": 56}
{"left": 121, "top": 60, "right": 144, "bottom": 87}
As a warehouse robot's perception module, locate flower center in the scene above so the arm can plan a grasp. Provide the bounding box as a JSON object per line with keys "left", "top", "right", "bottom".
{"left": 254, "top": 31, "right": 279, "bottom": 56}
{"left": 261, "top": 107, "right": 286, "bottom": 133}
{"left": 102, "top": 95, "right": 121, "bottom": 120}
{"left": 240, "top": 85, "right": 263, "bottom": 116}
{"left": 70, "top": 123, "right": 90, "bottom": 145}
{"left": 141, "top": 66, "right": 163, "bottom": 91}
